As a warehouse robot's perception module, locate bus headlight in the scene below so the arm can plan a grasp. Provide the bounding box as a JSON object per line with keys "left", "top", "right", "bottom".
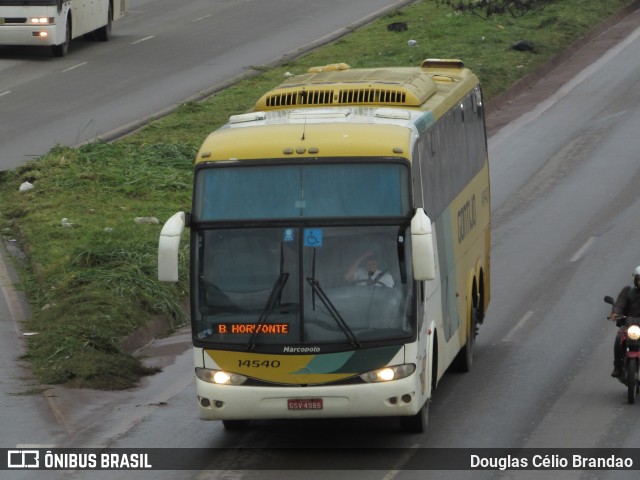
{"left": 195, "top": 368, "right": 247, "bottom": 385}
{"left": 360, "top": 364, "right": 415, "bottom": 383}
{"left": 628, "top": 325, "right": 640, "bottom": 341}
{"left": 31, "top": 17, "right": 54, "bottom": 24}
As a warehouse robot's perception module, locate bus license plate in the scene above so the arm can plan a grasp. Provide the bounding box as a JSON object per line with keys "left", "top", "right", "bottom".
{"left": 288, "top": 398, "right": 323, "bottom": 410}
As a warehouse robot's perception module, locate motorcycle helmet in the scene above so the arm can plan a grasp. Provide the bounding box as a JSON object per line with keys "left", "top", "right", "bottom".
{"left": 634, "top": 266, "right": 640, "bottom": 277}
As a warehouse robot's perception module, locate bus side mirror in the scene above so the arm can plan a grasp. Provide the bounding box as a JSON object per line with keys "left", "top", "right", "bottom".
{"left": 158, "top": 211, "right": 186, "bottom": 282}
{"left": 411, "top": 208, "right": 436, "bottom": 281}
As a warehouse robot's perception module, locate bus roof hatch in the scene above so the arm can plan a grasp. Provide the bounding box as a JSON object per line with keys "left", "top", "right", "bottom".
{"left": 255, "top": 66, "right": 438, "bottom": 110}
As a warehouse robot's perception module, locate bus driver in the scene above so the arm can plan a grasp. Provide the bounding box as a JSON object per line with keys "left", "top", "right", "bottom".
{"left": 345, "top": 251, "right": 395, "bottom": 288}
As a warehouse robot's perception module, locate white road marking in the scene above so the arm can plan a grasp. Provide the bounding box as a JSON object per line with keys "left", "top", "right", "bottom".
{"left": 381, "top": 442, "right": 422, "bottom": 480}
{"left": 131, "top": 36, "right": 155, "bottom": 45}
{"left": 570, "top": 236, "right": 596, "bottom": 262}
{"left": 63, "top": 62, "right": 88, "bottom": 73}
{"left": 503, "top": 310, "right": 534, "bottom": 342}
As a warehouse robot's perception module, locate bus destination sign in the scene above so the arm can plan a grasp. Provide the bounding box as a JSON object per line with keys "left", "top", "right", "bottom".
{"left": 214, "top": 323, "right": 290, "bottom": 335}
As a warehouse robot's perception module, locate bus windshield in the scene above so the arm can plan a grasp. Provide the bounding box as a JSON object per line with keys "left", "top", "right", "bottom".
{"left": 194, "top": 161, "right": 411, "bottom": 221}
{"left": 193, "top": 225, "right": 414, "bottom": 350}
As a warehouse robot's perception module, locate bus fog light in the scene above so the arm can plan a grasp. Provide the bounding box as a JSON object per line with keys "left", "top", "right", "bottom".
{"left": 401, "top": 394, "right": 413, "bottom": 404}
{"left": 360, "top": 364, "right": 415, "bottom": 383}
{"left": 195, "top": 367, "right": 247, "bottom": 385}
{"left": 199, "top": 397, "right": 211, "bottom": 408}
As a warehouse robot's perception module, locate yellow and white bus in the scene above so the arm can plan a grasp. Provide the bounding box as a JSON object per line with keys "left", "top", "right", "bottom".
{"left": 0, "top": 0, "right": 128, "bottom": 56}
{"left": 159, "top": 59, "right": 491, "bottom": 432}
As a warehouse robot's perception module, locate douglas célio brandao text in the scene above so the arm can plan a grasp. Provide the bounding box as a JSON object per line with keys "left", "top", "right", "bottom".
{"left": 470, "top": 454, "right": 634, "bottom": 470}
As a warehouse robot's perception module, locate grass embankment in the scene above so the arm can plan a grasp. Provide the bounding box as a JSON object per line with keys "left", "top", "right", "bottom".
{"left": 0, "top": 0, "right": 633, "bottom": 389}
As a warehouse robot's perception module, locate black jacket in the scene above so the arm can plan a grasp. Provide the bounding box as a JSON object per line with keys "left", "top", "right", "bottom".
{"left": 613, "top": 286, "right": 640, "bottom": 318}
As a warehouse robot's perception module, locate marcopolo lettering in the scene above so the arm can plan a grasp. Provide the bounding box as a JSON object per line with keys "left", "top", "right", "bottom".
{"left": 283, "top": 346, "right": 321, "bottom": 353}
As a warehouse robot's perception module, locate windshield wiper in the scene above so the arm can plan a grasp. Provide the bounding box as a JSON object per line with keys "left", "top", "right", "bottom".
{"left": 246, "top": 272, "right": 289, "bottom": 351}
{"left": 306, "top": 278, "right": 360, "bottom": 349}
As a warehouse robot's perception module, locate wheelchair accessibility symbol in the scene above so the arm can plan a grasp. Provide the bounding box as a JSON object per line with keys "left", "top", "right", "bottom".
{"left": 304, "top": 228, "right": 323, "bottom": 247}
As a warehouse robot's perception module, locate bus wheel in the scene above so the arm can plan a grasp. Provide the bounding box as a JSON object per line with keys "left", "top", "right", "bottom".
{"left": 222, "top": 419, "right": 250, "bottom": 430}
{"left": 453, "top": 306, "right": 479, "bottom": 372}
{"left": 399, "top": 402, "right": 428, "bottom": 433}
{"left": 52, "top": 17, "right": 71, "bottom": 57}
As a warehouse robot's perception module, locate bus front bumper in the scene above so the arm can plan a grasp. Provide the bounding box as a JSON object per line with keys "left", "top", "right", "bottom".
{"left": 195, "top": 375, "right": 424, "bottom": 421}
{"left": 0, "top": 26, "right": 57, "bottom": 47}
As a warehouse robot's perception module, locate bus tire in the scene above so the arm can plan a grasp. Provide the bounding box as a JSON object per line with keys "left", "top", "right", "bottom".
{"left": 399, "top": 402, "right": 428, "bottom": 433}
{"left": 453, "top": 306, "right": 478, "bottom": 372}
{"left": 222, "top": 419, "right": 250, "bottom": 430}
{"left": 52, "top": 16, "right": 71, "bottom": 57}
{"left": 95, "top": 2, "right": 113, "bottom": 42}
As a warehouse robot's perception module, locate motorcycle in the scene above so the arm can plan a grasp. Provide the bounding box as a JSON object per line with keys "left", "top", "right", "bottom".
{"left": 604, "top": 296, "right": 640, "bottom": 404}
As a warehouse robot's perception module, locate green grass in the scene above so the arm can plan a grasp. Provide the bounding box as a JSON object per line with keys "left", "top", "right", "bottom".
{"left": 0, "top": 0, "right": 633, "bottom": 389}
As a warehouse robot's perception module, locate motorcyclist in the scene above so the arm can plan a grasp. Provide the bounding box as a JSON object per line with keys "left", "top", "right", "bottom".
{"left": 608, "top": 266, "right": 640, "bottom": 377}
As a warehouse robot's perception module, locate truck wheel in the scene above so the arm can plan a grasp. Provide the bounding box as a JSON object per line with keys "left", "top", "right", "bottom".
{"left": 95, "top": 3, "right": 113, "bottom": 41}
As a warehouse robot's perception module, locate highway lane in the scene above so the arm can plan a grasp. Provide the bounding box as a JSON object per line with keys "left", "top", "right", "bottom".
{"left": 0, "top": 0, "right": 410, "bottom": 170}
{"left": 418, "top": 15, "right": 640, "bottom": 480}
